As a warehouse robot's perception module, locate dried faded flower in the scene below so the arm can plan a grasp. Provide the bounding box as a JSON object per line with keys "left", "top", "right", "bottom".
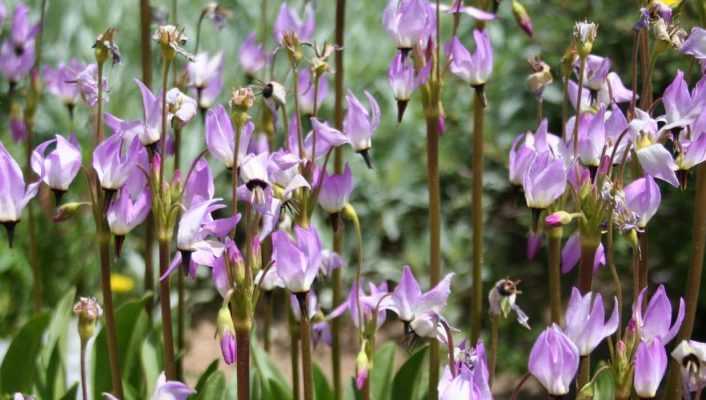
{"left": 93, "top": 27, "right": 121, "bottom": 65}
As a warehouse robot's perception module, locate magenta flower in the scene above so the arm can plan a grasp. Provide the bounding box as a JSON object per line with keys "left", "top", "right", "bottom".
{"left": 30, "top": 134, "right": 81, "bottom": 194}
{"left": 133, "top": 79, "right": 162, "bottom": 146}
{"left": 307, "top": 117, "right": 351, "bottom": 159}
{"left": 575, "top": 55, "right": 611, "bottom": 92}
{"left": 388, "top": 52, "right": 429, "bottom": 122}
{"left": 239, "top": 32, "right": 268, "bottom": 77}
{"left": 681, "top": 27, "right": 706, "bottom": 61}
{"left": 176, "top": 198, "right": 235, "bottom": 255}
{"left": 72, "top": 63, "right": 108, "bottom": 107}
{"left": 383, "top": 0, "right": 433, "bottom": 50}
{"left": 0, "top": 141, "right": 40, "bottom": 245}
{"left": 446, "top": 30, "right": 493, "bottom": 87}
{"left": 205, "top": 105, "right": 253, "bottom": 168}
{"left": 382, "top": 265, "right": 454, "bottom": 323}
{"left": 182, "top": 159, "right": 214, "bottom": 209}
{"left": 438, "top": 341, "right": 492, "bottom": 400}
{"left": 272, "top": 226, "right": 323, "bottom": 293}
{"left": 441, "top": 0, "right": 496, "bottom": 21}
{"left": 331, "top": 280, "right": 390, "bottom": 329}
{"left": 634, "top": 338, "right": 668, "bottom": 398}
{"left": 561, "top": 232, "right": 605, "bottom": 274}
{"left": 658, "top": 70, "right": 704, "bottom": 131}
{"left": 92, "top": 134, "right": 141, "bottom": 191}
{"left": 187, "top": 52, "right": 224, "bottom": 110}
{"left": 273, "top": 3, "right": 315, "bottom": 45}
{"left": 298, "top": 68, "right": 328, "bottom": 116}
{"left": 564, "top": 287, "right": 619, "bottom": 356}
{"left": 107, "top": 168, "right": 151, "bottom": 239}
{"left": 0, "top": 3, "right": 38, "bottom": 82}
{"left": 344, "top": 91, "right": 380, "bottom": 168}
{"left": 43, "top": 59, "right": 85, "bottom": 107}
{"left": 318, "top": 163, "right": 353, "bottom": 214}
{"left": 633, "top": 284, "right": 685, "bottom": 344}
{"left": 528, "top": 324, "right": 580, "bottom": 396}
{"left": 522, "top": 151, "right": 567, "bottom": 209}
{"left": 624, "top": 175, "right": 661, "bottom": 228}
{"left": 104, "top": 371, "right": 195, "bottom": 400}
{"left": 636, "top": 142, "right": 679, "bottom": 188}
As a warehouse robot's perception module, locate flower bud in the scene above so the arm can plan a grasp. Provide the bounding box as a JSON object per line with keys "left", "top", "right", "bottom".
{"left": 545, "top": 211, "right": 573, "bottom": 228}
{"left": 355, "top": 344, "right": 370, "bottom": 390}
{"left": 216, "top": 305, "right": 237, "bottom": 365}
{"left": 230, "top": 87, "right": 255, "bottom": 112}
{"left": 573, "top": 21, "right": 598, "bottom": 58}
{"left": 73, "top": 297, "right": 103, "bottom": 343}
{"left": 512, "top": 1, "right": 533, "bottom": 37}
{"left": 53, "top": 202, "right": 90, "bottom": 223}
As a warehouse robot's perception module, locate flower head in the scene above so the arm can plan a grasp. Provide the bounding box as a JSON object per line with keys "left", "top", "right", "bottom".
{"left": 0, "top": 142, "right": 40, "bottom": 233}
{"left": 318, "top": 163, "right": 354, "bottom": 214}
{"left": 44, "top": 60, "right": 85, "bottom": 106}
{"left": 446, "top": 30, "right": 493, "bottom": 87}
{"left": 272, "top": 226, "right": 323, "bottom": 293}
{"left": 564, "top": 287, "right": 619, "bottom": 356}
{"left": 205, "top": 105, "right": 253, "bottom": 168}
{"left": 438, "top": 341, "right": 492, "bottom": 400}
{"left": 31, "top": 134, "right": 81, "bottom": 193}
{"left": 239, "top": 32, "right": 268, "bottom": 76}
{"left": 383, "top": 0, "right": 434, "bottom": 50}
{"left": 273, "top": 3, "right": 315, "bottom": 45}
{"left": 633, "top": 284, "right": 685, "bottom": 344}
{"left": 92, "top": 134, "right": 142, "bottom": 191}
{"left": 624, "top": 175, "right": 661, "bottom": 228}
{"left": 382, "top": 265, "right": 454, "bottom": 322}
{"left": 344, "top": 91, "right": 380, "bottom": 167}
{"left": 529, "top": 324, "right": 580, "bottom": 396}
{"left": 522, "top": 151, "right": 567, "bottom": 209}
{"left": 634, "top": 338, "right": 668, "bottom": 398}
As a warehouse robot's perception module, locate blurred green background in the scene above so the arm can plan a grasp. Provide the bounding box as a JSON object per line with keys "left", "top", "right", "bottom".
{"left": 0, "top": 0, "right": 705, "bottom": 395}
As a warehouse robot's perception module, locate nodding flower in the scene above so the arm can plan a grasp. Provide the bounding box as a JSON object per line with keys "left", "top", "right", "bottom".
{"left": 0, "top": 142, "right": 40, "bottom": 245}
{"left": 382, "top": 0, "right": 434, "bottom": 51}
{"left": 388, "top": 52, "right": 430, "bottom": 123}
{"left": 272, "top": 225, "right": 323, "bottom": 293}
{"left": 0, "top": 3, "right": 38, "bottom": 83}
{"left": 30, "top": 134, "right": 82, "bottom": 200}
{"left": 528, "top": 324, "right": 580, "bottom": 396}
{"left": 446, "top": 29, "right": 493, "bottom": 88}
{"left": 633, "top": 338, "right": 668, "bottom": 399}
{"left": 438, "top": 341, "right": 492, "bottom": 400}
{"left": 44, "top": 59, "right": 85, "bottom": 108}
{"left": 343, "top": 91, "right": 380, "bottom": 168}
{"left": 318, "top": 163, "right": 354, "bottom": 214}
{"left": 564, "top": 287, "right": 619, "bottom": 356}
{"left": 297, "top": 68, "right": 328, "bottom": 116}
{"left": 204, "top": 105, "right": 253, "bottom": 169}
{"left": 92, "top": 134, "right": 142, "bottom": 192}
{"left": 681, "top": 27, "right": 706, "bottom": 61}
{"left": 522, "top": 151, "right": 567, "bottom": 210}
{"left": 187, "top": 52, "right": 224, "bottom": 110}
{"left": 239, "top": 33, "right": 268, "bottom": 77}
{"left": 632, "top": 284, "right": 685, "bottom": 345}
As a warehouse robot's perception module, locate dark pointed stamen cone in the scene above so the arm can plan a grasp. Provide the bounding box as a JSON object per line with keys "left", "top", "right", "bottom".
{"left": 530, "top": 207, "right": 541, "bottom": 233}
{"left": 147, "top": 142, "right": 159, "bottom": 156}
{"left": 329, "top": 212, "right": 341, "bottom": 233}
{"left": 396, "top": 99, "right": 409, "bottom": 124}
{"left": 180, "top": 250, "right": 193, "bottom": 275}
{"left": 295, "top": 291, "right": 309, "bottom": 315}
{"left": 52, "top": 189, "right": 66, "bottom": 206}
{"left": 473, "top": 84, "right": 488, "bottom": 108}
{"left": 2, "top": 221, "right": 18, "bottom": 248}
{"left": 588, "top": 165, "right": 598, "bottom": 182}
{"left": 678, "top": 169, "right": 689, "bottom": 191}
{"left": 358, "top": 149, "right": 374, "bottom": 169}
{"left": 103, "top": 188, "right": 116, "bottom": 214}
{"left": 114, "top": 235, "right": 125, "bottom": 257}
{"left": 399, "top": 47, "right": 412, "bottom": 61}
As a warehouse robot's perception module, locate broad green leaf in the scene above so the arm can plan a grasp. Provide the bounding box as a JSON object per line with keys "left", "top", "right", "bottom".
{"left": 391, "top": 346, "right": 428, "bottom": 400}
{"left": 194, "top": 359, "right": 220, "bottom": 393}
{"left": 371, "top": 342, "right": 396, "bottom": 400}
{"left": 39, "top": 288, "right": 75, "bottom": 399}
{"left": 41, "top": 345, "right": 66, "bottom": 400}
{"left": 593, "top": 366, "right": 616, "bottom": 400}
{"left": 140, "top": 332, "right": 161, "bottom": 396}
{"left": 314, "top": 364, "right": 334, "bottom": 400}
{"left": 40, "top": 288, "right": 76, "bottom": 364}
{"left": 251, "top": 338, "right": 291, "bottom": 398}
{"left": 58, "top": 383, "right": 78, "bottom": 400}
{"left": 194, "top": 370, "right": 226, "bottom": 400}
{"left": 92, "top": 295, "right": 150, "bottom": 399}
{"left": 0, "top": 312, "right": 50, "bottom": 394}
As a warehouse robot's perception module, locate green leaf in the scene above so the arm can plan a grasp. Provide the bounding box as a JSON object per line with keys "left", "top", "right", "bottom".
{"left": 40, "top": 288, "right": 76, "bottom": 364}
{"left": 391, "top": 345, "right": 428, "bottom": 400}
{"left": 39, "top": 288, "right": 76, "bottom": 399}
{"left": 371, "top": 342, "right": 396, "bottom": 400}
{"left": 194, "top": 359, "right": 220, "bottom": 393}
{"left": 251, "top": 338, "right": 292, "bottom": 399}
{"left": 140, "top": 332, "right": 161, "bottom": 397}
{"left": 193, "top": 370, "right": 226, "bottom": 400}
{"left": 0, "top": 312, "right": 50, "bottom": 393}
{"left": 58, "top": 383, "right": 78, "bottom": 400}
{"left": 92, "top": 295, "right": 150, "bottom": 399}
{"left": 592, "top": 366, "right": 616, "bottom": 400}
{"left": 314, "top": 364, "right": 334, "bottom": 400}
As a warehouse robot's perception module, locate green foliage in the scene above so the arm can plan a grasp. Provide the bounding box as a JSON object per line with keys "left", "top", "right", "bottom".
{"left": 313, "top": 365, "right": 334, "bottom": 400}
{"left": 0, "top": 312, "right": 50, "bottom": 394}
{"left": 391, "top": 346, "right": 429, "bottom": 400}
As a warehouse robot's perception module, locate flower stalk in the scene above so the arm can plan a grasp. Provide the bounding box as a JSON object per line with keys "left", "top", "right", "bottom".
{"left": 547, "top": 226, "right": 563, "bottom": 324}
{"left": 471, "top": 85, "right": 485, "bottom": 343}
{"left": 297, "top": 293, "right": 314, "bottom": 400}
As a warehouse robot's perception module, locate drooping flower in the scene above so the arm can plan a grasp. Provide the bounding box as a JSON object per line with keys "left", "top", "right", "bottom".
{"left": 633, "top": 284, "right": 685, "bottom": 344}
{"left": 30, "top": 134, "right": 81, "bottom": 196}
{"left": 104, "top": 372, "right": 195, "bottom": 400}
{"left": 0, "top": 3, "right": 38, "bottom": 83}
{"left": 133, "top": 79, "right": 162, "bottom": 146}
{"left": 205, "top": 105, "right": 253, "bottom": 168}
{"left": 344, "top": 91, "right": 380, "bottom": 168}
{"left": 176, "top": 198, "right": 236, "bottom": 257}
{"left": 329, "top": 280, "right": 389, "bottom": 329}
{"left": 92, "top": 134, "right": 141, "bottom": 191}
{"left": 383, "top": 0, "right": 433, "bottom": 50}
{"left": 388, "top": 52, "right": 429, "bottom": 122}
{"left": 658, "top": 70, "right": 704, "bottom": 132}
{"left": 272, "top": 226, "right": 323, "bottom": 293}
{"left": 273, "top": 3, "right": 315, "bottom": 45}
{"left": 382, "top": 265, "right": 454, "bottom": 323}
{"left": 635, "top": 137, "right": 680, "bottom": 187}
{"left": 298, "top": 68, "right": 328, "bottom": 116}
{"left": 438, "top": 341, "right": 492, "bottom": 400}
{"left": 107, "top": 166, "right": 151, "bottom": 251}
{"left": 681, "top": 27, "right": 706, "bottom": 61}
{"left": 441, "top": 0, "right": 496, "bottom": 21}
{"left": 564, "top": 287, "right": 619, "bottom": 356}
{"left": 318, "top": 163, "right": 354, "bottom": 214}
{"left": 634, "top": 338, "right": 668, "bottom": 399}
{"left": 166, "top": 88, "right": 198, "bottom": 127}
{"left": 0, "top": 141, "right": 40, "bottom": 245}
{"left": 307, "top": 117, "right": 351, "bottom": 159}
{"left": 623, "top": 175, "right": 661, "bottom": 228}
{"left": 561, "top": 232, "right": 606, "bottom": 274}
{"left": 70, "top": 63, "right": 109, "bottom": 107}
{"left": 43, "top": 60, "right": 85, "bottom": 108}
{"left": 671, "top": 339, "right": 706, "bottom": 394}
{"left": 528, "top": 324, "right": 580, "bottom": 396}
{"left": 239, "top": 32, "right": 268, "bottom": 77}
{"left": 522, "top": 151, "right": 567, "bottom": 209}
{"left": 446, "top": 30, "right": 493, "bottom": 87}
{"left": 187, "top": 51, "right": 224, "bottom": 110}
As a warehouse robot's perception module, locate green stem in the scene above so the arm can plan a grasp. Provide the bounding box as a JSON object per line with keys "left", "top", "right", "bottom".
{"left": 140, "top": 0, "right": 154, "bottom": 323}
{"left": 638, "top": 230, "right": 648, "bottom": 294}
{"left": 425, "top": 114, "right": 441, "bottom": 399}
{"left": 577, "top": 241, "right": 598, "bottom": 294}
{"left": 572, "top": 57, "right": 586, "bottom": 156}
{"left": 470, "top": 86, "right": 485, "bottom": 343}
{"left": 548, "top": 227, "right": 563, "bottom": 325}
{"left": 159, "top": 58, "right": 172, "bottom": 188}
{"left": 159, "top": 239, "right": 177, "bottom": 379}
{"left": 80, "top": 340, "right": 88, "bottom": 400}
{"left": 606, "top": 218, "right": 622, "bottom": 338}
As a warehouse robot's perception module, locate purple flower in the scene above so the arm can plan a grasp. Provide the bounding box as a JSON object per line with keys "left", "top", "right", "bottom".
{"left": 676, "top": 129, "right": 706, "bottom": 173}
{"left": 216, "top": 305, "right": 237, "bottom": 365}
{"left": 166, "top": 88, "right": 197, "bottom": 126}
{"left": 0, "top": 142, "right": 40, "bottom": 242}
{"left": 438, "top": 341, "right": 492, "bottom": 400}
{"left": 188, "top": 51, "right": 224, "bottom": 108}
{"left": 176, "top": 198, "right": 234, "bottom": 253}
{"left": 207, "top": 237, "right": 243, "bottom": 294}
{"left": 388, "top": 52, "right": 429, "bottom": 122}
{"left": 105, "top": 372, "right": 194, "bottom": 400}
{"left": 205, "top": 105, "right": 253, "bottom": 168}
{"left": 92, "top": 134, "right": 141, "bottom": 191}
{"left": 658, "top": 70, "right": 703, "bottom": 131}
{"left": 239, "top": 32, "right": 268, "bottom": 76}
{"left": 624, "top": 176, "right": 661, "bottom": 228}
{"left": 272, "top": 226, "right": 323, "bottom": 293}
{"left": 573, "top": 106, "right": 607, "bottom": 167}
{"left": 273, "top": 3, "right": 315, "bottom": 45}
{"left": 307, "top": 117, "right": 351, "bottom": 159}
{"left": 318, "top": 163, "right": 353, "bottom": 213}
{"left": 344, "top": 91, "right": 380, "bottom": 167}
{"left": 564, "top": 287, "right": 619, "bottom": 356}
{"left": 134, "top": 79, "right": 162, "bottom": 146}
{"left": 298, "top": 68, "right": 328, "bottom": 116}
{"left": 441, "top": 0, "right": 496, "bottom": 21}
{"left": 634, "top": 338, "right": 668, "bottom": 398}
{"left": 633, "top": 284, "right": 685, "bottom": 344}
{"left": 671, "top": 339, "right": 706, "bottom": 394}
{"left": 0, "top": 3, "right": 38, "bottom": 82}
{"left": 9, "top": 113, "right": 27, "bottom": 143}
{"left": 183, "top": 159, "right": 214, "bottom": 208}
{"left": 508, "top": 120, "right": 555, "bottom": 186}
{"left": 446, "top": 30, "right": 493, "bottom": 87}
{"left": 575, "top": 55, "right": 611, "bottom": 91}
{"left": 383, "top": 0, "right": 433, "bottom": 50}
{"left": 522, "top": 151, "right": 567, "bottom": 209}
{"left": 681, "top": 27, "right": 706, "bottom": 61}
{"left": 561, "top": 232, "right": 605, "bottom": 274}
{"left": 329, "top": 280, "right": 389, "bottom": 329}
{"left": 382, "top": 265, "right": 454, "bottom": 323}
{"left": 30, "top": 134, "right": 81, "bottom": 192}
{"left": 43, "top": 60, "right": 85, "bottom": 106}
{"left": 528, "top": 324, "right": 580, "bottom": 396}
{"left": 636, "top": 142, "right": 679, "bottom": 187}
{"left": 107, "top": 168, "right": 151, "bottom": 237}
